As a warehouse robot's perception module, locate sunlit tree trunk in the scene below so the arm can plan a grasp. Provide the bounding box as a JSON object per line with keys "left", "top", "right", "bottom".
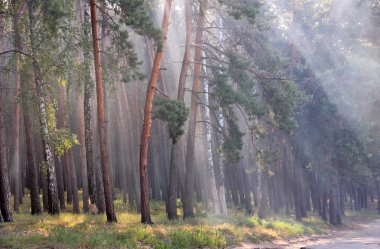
{"left": 139, "top": 0, "right": 173, "bottom": 224}
{"left": 89, "top": 0, "right": 117, "bottom": 222}
{"left": 183, "top": 0, "right": 206, "bottom": 219}
{"left": 28, "top": 1, "right": 60, "bottom": 214}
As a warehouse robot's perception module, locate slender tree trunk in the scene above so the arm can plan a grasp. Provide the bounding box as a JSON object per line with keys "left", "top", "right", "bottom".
{"left": 183, "top": 1, "right": 206, "bottom": 219}
{"left": 0, "top": 80, "right": 13, "bottom": 221}
{"left": 64, "top": 155, "right": 72, "bottom": 205}
{"left": 69, "top": 151, "right": 80, "bottom": 213}
{"left": 79, "top": 94, "right": 89, "bottom": 212}
{"left": 11, "top": 0, "right": 21, "bottom": 213}
{"left": 139, "top": 0, "right": 173, "bottom": 224}
{"left": 167, "top": 0, "right": 192, "bottom": 220}
{"left": 258, "top": 172, "right": 268, "bottom": 219}
{"left": 23, "top": 102, "right": 41, "bottom": 215}
{"left": 28, "top": 1, "right": 59, "bottom": 214}
{"left": 82, "top": 9, "right": 97, "bottom": 208}
{"left": 35, "top": 136, "right": 48, "bottom": 211}
{"left": 89, "top": 0, "right": 117, "bottom": 222}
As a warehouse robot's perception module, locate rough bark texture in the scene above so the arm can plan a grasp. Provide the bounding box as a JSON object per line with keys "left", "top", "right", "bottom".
{"left": 89, "top": 0, "right": 117, "bottom": 222}
{"left": 167, "top": 0, "right": 192, "bottom": 220}
{"left": 183, "top": 1, "right": 206, "bottom": 219}
{"left": 139, "top": 0, "right": 173, "bottom": 224}
{"left": 0, "top": 80, "right": 13, "bottom": 222}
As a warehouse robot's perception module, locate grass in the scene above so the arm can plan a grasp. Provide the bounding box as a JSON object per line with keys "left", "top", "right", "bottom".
{"left": 0, "top": 195, "right": 329, "bottom": 249}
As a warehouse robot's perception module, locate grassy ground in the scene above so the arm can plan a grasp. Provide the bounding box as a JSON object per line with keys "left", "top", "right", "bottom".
{"left": 0, "top": 197, "right": 330, "bottom": 249}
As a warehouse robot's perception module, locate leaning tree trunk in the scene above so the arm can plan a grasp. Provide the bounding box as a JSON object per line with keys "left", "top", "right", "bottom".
{"left": 28, "top": 1, "right": 59, "bottom": 214}
{"left": 89, "top": 0, "right": 117, "bottom": 222}
{"left": 139, "top": 0, "right": 173, "bottom": 224}
{"left": 167, "top": 0, "right": 192, "bottom": 220}
{"left": 183, "top": 0, "right": 206, "bottom": 219}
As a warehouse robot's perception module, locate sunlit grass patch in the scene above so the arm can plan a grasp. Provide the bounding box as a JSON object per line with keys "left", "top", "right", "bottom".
{"left": 0, "top": 199, "right": 332, "bottom": 249}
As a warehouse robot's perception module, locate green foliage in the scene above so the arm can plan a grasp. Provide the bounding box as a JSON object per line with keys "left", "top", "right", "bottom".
{"left": 41, "top": 0, "right": 70, "bottom": 35}
{"left": 261, "top": 79, "right": 306, "bottom": 132}
{"left": 109, "top": 0, "right": 161, "bottom": 43}
{"left": 153, "top": 98, "right": 189, "bottom": 144}
{"left": 218, "top": 0, "right": 261, "bottom": 24}
{"left": 335, "top": 125, "right": 372, "bottom": 186}
{"left": 46, "top": 102, "right": 79, "bottom": 157}
{"left": 222, "top": 108, "right": 244, "bottom": 163}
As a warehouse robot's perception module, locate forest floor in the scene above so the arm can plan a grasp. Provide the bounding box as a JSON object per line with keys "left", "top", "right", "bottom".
{"left": 0, "top": 197, "right": 379, "bottom": 249}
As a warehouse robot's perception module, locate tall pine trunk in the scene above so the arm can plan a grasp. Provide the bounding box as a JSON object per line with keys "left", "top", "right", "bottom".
{"left": 167, "top": 0, "right": 192, "bottom": 220}
{"left": 89, "top": 0, "right": 117, "bottom": 222}
{"left": 139, "top": 0, "right": 173, "bottom": 224}
{"left": 183, "top": 1, "right": 206, "bottom": 219}
{"left": 11, "top": 0, "right": 21, "bottom": 213}
{"left": 0, "top": 78, "right": 13, "bottom": 222}
{"left": 78, "top": 94, "right": 89, "bottom": 212}
{"left": 81, "top": 9, "right": 97, "bottom": 208}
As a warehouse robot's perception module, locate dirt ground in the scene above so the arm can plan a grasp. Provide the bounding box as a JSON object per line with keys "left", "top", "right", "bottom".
{"left": 233, "top": 217, "right": 380, "bottom": 249}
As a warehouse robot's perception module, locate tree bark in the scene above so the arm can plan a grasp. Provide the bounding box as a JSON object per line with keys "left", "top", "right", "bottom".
{"left": 28, "top": 1, "right": 60, "bottom": 214}
{"left": 69, "top": 150, "right": 80, "bottom": 213}
{"left": 167, "top": 0, "right": 192, "bottom": 220}
{"left": 183, "top": 0, "right": 206, "bottom": 219}
{"left": 0, "top": 80, "right": 13, "bottom": 221}
{"left": 80, "top": 6, "right": 97, "bottom": 209}
{"left": 79, "top": 94, "right": 89, "bottom": 212}
{"left": 23, "top": 100, "right": 41, "bottom": 215}
{"left": 89, "top": 0, "right": 117, "bottom": 222}
{"left": 139, "top": 0, "right": 173, "bottom": 224}
{"left": 11, "top": 0, "right": 21, "bottom": 213}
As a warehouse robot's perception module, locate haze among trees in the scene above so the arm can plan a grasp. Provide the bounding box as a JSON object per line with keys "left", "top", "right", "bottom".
{"left": 1, "top": 0, "right": 380, "bottom": 247}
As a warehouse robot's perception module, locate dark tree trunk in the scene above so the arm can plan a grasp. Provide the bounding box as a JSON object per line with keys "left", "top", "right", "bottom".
{"left": 11, "top": 0, "right": 21, "bottom": 213}
{"left": 0, "top": 80, "right": 13, "bottom": 222}
{"left": 23, "top": 107, "right": 41, "bottom": 215}
{"left": 89, "top": 0, "right": 117, "bottom": 222}
{"left": 35, "top": 137, "right": 48, "bottom": 211}
{"left": 322, "top": 189, "right": 328, "bottom": 221}
{"left": 82, "top": 8, "right": 97, "bottom": 209}
{"left": 64, "top": 152, "right": 73, "bottom": 204}
{"left": 55, "top": 155, "right": 65, "bottom": 209}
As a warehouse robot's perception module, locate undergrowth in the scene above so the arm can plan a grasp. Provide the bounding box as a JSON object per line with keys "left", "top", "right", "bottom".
{"left": 0, "top": 196, "right": 329, "bottom": 249}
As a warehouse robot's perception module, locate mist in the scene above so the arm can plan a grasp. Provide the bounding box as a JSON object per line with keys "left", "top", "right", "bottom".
{"left": 0, "top": 0, "right": 380, "bottom": 247}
